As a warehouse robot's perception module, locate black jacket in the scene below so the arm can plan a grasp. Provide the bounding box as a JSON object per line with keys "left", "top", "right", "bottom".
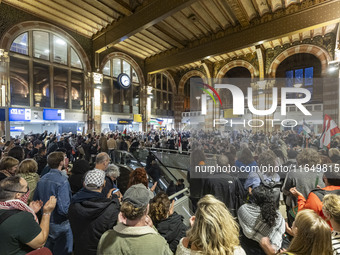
{"left": 155, "top": 212, "right": 188, "bottom": 253}
{"left": 203, "top": 173, "right": 246, "bottom": 217}
{"left": 69, "top": 188, "right": 120, "bottom": 255}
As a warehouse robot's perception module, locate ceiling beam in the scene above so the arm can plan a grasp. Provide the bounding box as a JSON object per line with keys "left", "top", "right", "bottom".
{"left": 93, "top": 0, "right": 200, "bottom": 53}
{"left": 145, "top": 0, "right": 340, "bottom": 73}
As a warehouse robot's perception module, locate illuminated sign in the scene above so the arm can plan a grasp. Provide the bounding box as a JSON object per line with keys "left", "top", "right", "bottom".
{"left": 9, "top": 108, "right": 31, "bottom": 121}
{"left": 118, "top": 119, "right": 133, "bottom": 124}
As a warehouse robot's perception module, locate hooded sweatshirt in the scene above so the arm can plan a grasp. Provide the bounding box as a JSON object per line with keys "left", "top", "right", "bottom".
{"left": 69, "top": 188, "right": 120, "bottom": 255}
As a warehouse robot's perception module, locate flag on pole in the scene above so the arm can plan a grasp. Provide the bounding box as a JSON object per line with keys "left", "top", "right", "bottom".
{"left": 122, "top": 129, "right": 127, "bottom": 136}
{"left": 302, "top": 120, "right": 312, "bottom": 138}
{"left": 178, "top": 134, "right": 182, "bottom": 153}
{"left": 156, "top": 118, "right": 164, "bottom": 125}
{"left": 320, "top": 114, "right": 340, "bottom": 149}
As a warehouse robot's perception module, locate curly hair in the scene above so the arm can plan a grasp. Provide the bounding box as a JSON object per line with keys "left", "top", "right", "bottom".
{"left": 120, "top": 201, "right": 147, "bottom": 220}
{"left": 149, "top": 192, "right": 171, "bottom": 224}
{"left": 127, "top": 168, "right": 148, "bottom": 188}
{"left": 252, "top": 186, "right": 278, "bottom": 228}
{"left": 323, "top": 194, "right": 340, "bottom": 225}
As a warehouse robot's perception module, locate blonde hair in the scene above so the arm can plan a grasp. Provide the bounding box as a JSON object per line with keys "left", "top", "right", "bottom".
{"left": 329, "top": 148, "right": 340, "bottom": 158}
{"left": 0, "top": 156, "right": 19, "bottom": 170}
{"left": 283, "top": 209, "right": 332, "bottom": 255}
{"left": 17, "top": 159, "right": 38, "bottom": 174}
{"left": 187, "top": 195, "right": 240, "bottom": 255}
{"left": 323, "top": 194, "right": 340, "bottom": 225}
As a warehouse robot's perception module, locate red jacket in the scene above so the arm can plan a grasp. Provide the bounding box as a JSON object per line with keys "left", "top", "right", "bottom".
{"left": 298, "top": 185, "right": 340, "bottom": 228}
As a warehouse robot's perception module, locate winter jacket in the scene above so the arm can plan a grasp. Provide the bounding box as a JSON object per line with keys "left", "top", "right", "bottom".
{"left": 97, "top": 222, "right": 173, "bottom": 255}
{"left": 69, "top": 188, "right": 120, "bottom": 255}
{"left": 203, "top": 173, "right": 246, "bottom": 217}
{"left": 155, "top": 213, "right": 188, "bottom": 253}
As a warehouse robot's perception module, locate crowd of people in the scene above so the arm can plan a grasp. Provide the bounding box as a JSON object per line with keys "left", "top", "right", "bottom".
{"left": 0, "top": 129, "right": 339, "bottom": 254}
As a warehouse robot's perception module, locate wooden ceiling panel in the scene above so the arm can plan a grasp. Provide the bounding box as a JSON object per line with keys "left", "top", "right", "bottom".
{"left": 113, "top": 44, "right": 147, "bottom": 59}
{"left": 180, "top": 8, "right": 211, "bottom": 36}
{"left": 163, "top": 16, "right": 197, "bottom": 41}
{"left": 133, "top": 33, "right": 168, "bottom": 51}
{"left": 267, "top": 0, "right": 283, "bottom": 12}
{"left": 171, "top": 11, "right": 204, "bottom": 39}
{"left": 252, "top": 0, "right": 271, "bottom": 16}
{"left": 129, "top": 35, "right": 164, "bottom": 53}
{"left": 83, "top": 0, "right": 120, "bottom": 19}
{"left": 31, "top": 0, "right": 98, "bottom": 32}
{"left": 115, "top": 41, "right": 149, "bottom": 58}
{"left": 140, "top": 30, "right": 174, "bottom": 49}
{"left": 213, "top": 0, "right": 238, "bottom": 26}
{"left": 190, "top": 1, "right": 222, "bottom": 32}
{"left": 58, "top": 0, "right": 112, "bottom": 25}
{"left": 199, "top": 0, "right": 229, "bottom": 30}
{"left": 239, "top": 0, "right": 257, "bottom": 20}
{"left": 3, "top": 0, "right": 93, "bottom": 36}
{"left": 148, "top": 25, "right": 185, "bottom": 48}
{"left": 123, "top": 38, "right": 156, "bottom": 55}
{"left": 156, "top": 21, "right": 190, "bottom": 44}
{"left": 99, "top": 0, "right": 132, "bottom": 16}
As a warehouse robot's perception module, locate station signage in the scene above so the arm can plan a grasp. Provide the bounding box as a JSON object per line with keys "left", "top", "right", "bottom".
{"left": 117, "top": 119, "right": 133, "bottom": 125}
{"left": 9, "top": 108, "right": 31, "bottom": 121}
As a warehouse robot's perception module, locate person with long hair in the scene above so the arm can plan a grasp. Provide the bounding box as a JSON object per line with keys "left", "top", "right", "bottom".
{"left": 127, "top": 167, "right": 157, "bottom": 193}
{"left": 279, "top": 209, "right": 333, "bottom": 255}
{"left": 238, "top": 185, "right": 285, "bottom": 254}
{"left": 176, "top": 194, "right": 245, "bottom": 255}
{"left": 149, "top": 192, "right": 187, "bottom": 253}
{"left": 16, "top": 159, "right": 39, "bottom": 204}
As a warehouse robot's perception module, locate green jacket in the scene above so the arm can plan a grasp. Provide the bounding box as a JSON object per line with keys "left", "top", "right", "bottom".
{"left": 97, "top": 222, "right": 173, "bottom": 255}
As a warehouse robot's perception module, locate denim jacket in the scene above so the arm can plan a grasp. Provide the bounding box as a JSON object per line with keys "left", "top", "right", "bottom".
{"left": 33, "top": 169, "right": 71, "bottom": 224}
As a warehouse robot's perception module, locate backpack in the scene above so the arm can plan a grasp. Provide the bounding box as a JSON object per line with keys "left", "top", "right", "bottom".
{"left": 255, "top": 172, "right": 282, "bottom": 207}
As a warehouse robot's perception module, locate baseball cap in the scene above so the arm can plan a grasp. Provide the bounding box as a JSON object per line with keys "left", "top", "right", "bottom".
{"left": 123, "top": 183, "right": 154, "bottom": 208}
{"left": 84, "top": 169, "right": 106, "bottom": 188}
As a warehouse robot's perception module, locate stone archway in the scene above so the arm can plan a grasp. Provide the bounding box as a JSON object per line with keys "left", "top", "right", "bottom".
{"left": 268, "top": 44, "right": 331, "bottom": 77}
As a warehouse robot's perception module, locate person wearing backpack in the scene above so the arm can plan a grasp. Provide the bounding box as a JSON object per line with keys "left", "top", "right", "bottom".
{"left": 244, "top": 151, "right": 281, "bottom": 196}
{"left": 290, "top": 163, "right": 340, "bottom": 227}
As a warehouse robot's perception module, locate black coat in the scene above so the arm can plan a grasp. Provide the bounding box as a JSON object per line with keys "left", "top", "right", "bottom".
{"left": 155, "top": 212, "right": 188, "bottom": 253}
{"left": 203, "top": 173, "right": 246, "bottom": 217}
{"left": 69, "top": 189, "right": 120, "bottom": 255}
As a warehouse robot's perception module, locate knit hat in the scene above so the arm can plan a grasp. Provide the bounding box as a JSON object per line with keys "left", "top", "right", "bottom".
{"left": 84, "top": 169, "right": 105, "bottom": 188}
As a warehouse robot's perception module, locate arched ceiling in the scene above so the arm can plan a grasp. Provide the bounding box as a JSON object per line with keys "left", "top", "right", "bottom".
{"left": 3, "top": 0, "right": 340, "bottom": 73}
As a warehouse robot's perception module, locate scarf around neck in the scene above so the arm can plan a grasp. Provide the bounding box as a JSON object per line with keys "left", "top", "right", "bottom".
{"left": 0, "top": 199, "right": 39, "bottom": 223}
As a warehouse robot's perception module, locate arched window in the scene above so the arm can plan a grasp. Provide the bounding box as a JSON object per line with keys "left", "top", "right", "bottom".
{"left": 101, "top": 58, "right": 140, "bottom": 113}
{"left": 9, "top": 30, "right": 85, "bottom": 109}
{"left": 149, "top": 73, "right": 174, "bottom": 116}
{"left": 276, "top": 53, "right": 322, "bottom": 103}
{"left": 222, "top": 67, "right": 251, "bottom": 108}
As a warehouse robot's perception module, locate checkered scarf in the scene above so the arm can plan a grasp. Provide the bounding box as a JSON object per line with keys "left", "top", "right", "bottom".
{"left": 238, "top": 203, "right": 285, "bottom": 248}
{"left": 0, "top": 198, "right": 39, "bottom": 223}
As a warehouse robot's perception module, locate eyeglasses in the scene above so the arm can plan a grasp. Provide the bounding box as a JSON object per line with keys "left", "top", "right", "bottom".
{"left": 4, "top": 186, "right": 29, "bottom": 194}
